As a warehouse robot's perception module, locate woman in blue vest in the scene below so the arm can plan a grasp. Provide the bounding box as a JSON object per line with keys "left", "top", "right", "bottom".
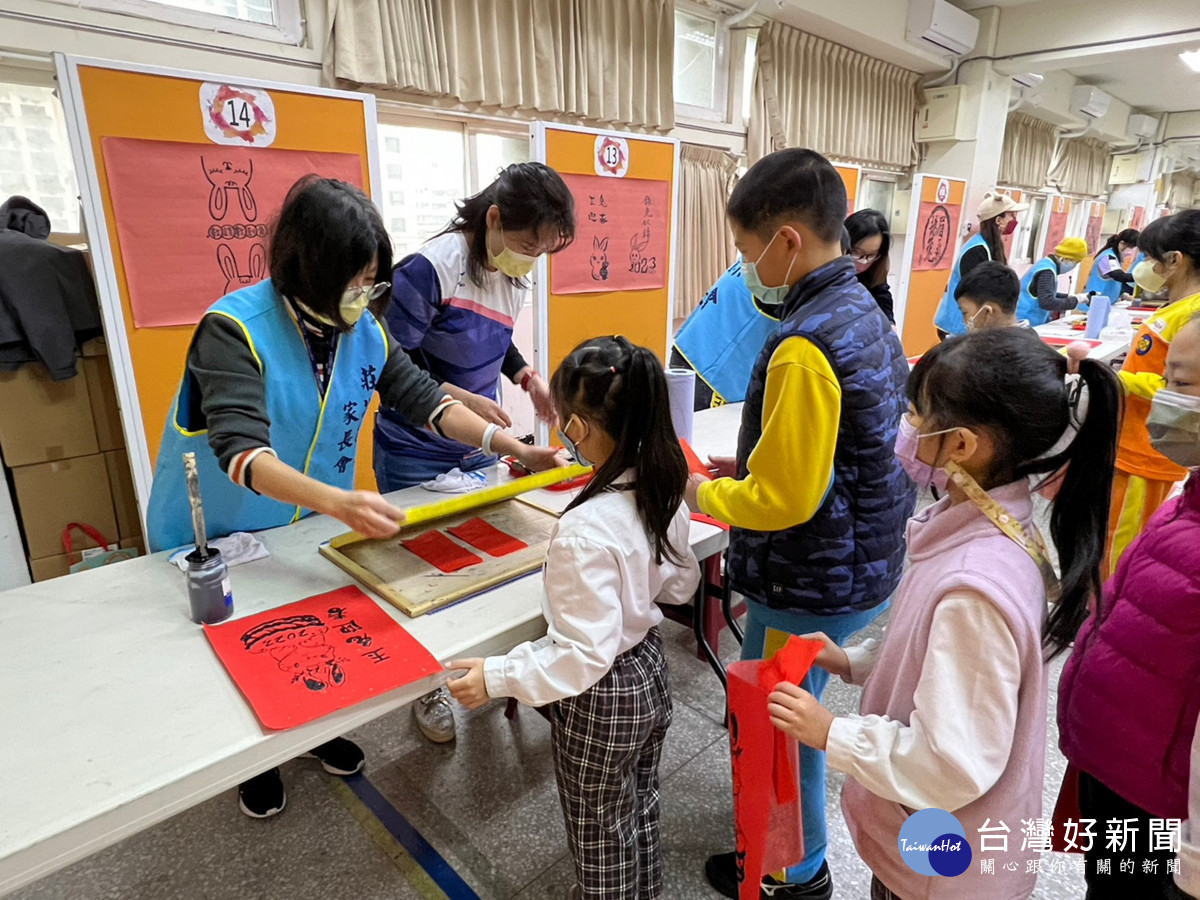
{"left": 933, "top": 190, "right": 1027, "bottom": 338}
{"left": 147, "top": 176, "right": 561, "bottom": 820}
{"left": 1017, "top": 236, "right": 1088, "bottom": 326}
{"left": 1085, "top": 228, "right": 1140, "bottom": 303}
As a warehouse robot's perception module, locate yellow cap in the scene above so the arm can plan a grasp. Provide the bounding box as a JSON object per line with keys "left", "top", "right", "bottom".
{"left": 1054, "top": 237, "right": 1088, "bottom": 262}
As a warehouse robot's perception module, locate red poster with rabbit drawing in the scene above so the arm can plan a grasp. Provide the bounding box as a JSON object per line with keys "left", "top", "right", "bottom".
{"left": 100, "top": 137, "right": 363, "bottom": 328}
{"left": 550, "top": 173, "right": 669, "bottom": 295}
{"left": 204, "top": 585, "right": 442, "bottom": 730}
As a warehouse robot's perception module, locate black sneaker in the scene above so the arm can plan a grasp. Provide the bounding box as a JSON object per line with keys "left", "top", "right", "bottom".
{"left": 704, "top": 852, "right": 833, "bottom": 900}
{"left": 302, "top": 737, "right": 365, "bottom": 776}
{"left": 238, "top": 768, "right": 285, "bottom": 818}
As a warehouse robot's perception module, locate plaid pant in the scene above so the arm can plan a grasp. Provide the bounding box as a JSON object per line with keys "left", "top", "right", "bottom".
{"left": 550, "top": 628, "right": 672, "bottom": 900}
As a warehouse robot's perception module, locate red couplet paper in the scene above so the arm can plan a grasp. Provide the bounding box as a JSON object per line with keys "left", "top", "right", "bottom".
{"left": 101, "top": 137, "right": 363, "bottom": 327}
{"left": 680, "top": 438, "right": 711, "bottom": 480}
{"left": 912, "top": 201, "right": 963, "bottom": 272}
{"left": 1086, "top": 211, "right": 1104, "bottom": 254}
{"left": 1044, "top": 209, "right": 1069, "bottom": 258}
{"left": 726, "top": 636, "right": 824, "bottom": 900}
{"left": 447, "top": 517, "right": 528, "bottom": 557}
{"left": 551, "top": 173, "right": 670, "bottom": 294}
{"left": 203, "top": 585, "right": 442, "bottom": 730}
{"left": 401, "top": 530, "right": 483, "bottom": 573}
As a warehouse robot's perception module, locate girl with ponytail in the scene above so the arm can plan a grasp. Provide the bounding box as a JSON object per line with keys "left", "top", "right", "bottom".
{"left": 448, "top": 336, "right": 701, "bottom": 899}
{"left": 766, "top": 328, "right": 1121, "bottom": 900}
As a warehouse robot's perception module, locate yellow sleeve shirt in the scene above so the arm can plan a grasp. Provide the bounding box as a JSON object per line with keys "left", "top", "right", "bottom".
{"left": 697, "top": 336, "right": 841, "bottom": 531}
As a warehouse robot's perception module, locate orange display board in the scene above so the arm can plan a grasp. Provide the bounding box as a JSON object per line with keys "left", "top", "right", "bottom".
{"left": 539, "top": 126, "right": 677, "bottom": 379}
{"left": 900, "top": 175, "right": 966, "bottom": 356}
{"left": 56, "top": 57, "right": 379, "bottom": 517}
{"left": 835, "top": 164, "right": 860, "bottom": 214}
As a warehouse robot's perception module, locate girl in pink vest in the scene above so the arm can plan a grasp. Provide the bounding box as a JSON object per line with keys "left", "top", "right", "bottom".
{"left": 767, "top": 327, "right": 1121, "bottom": 900}
{"left": 1058, "top": 313, "right": 1200, "bottom": 900}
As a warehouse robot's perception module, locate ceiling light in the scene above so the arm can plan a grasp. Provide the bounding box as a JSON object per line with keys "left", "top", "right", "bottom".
{"left": 1181, "top": 50, "right": 1200, "bottom": 73}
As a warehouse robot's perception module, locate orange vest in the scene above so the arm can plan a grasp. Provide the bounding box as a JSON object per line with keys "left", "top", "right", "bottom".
{"left": 1116, "top": 293, "right": 1200, "bottom": 481}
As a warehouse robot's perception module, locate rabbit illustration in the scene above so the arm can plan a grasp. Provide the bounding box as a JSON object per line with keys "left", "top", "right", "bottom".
{"left": 590, "top": 236, "right": 610, "bottom": 281}
{"left": 202, "top": 157, "right": 257, "bottom": 222}
{"left": 629, "top": 229, "right": 652, "bottom": 274}
{"left": 216, "top": 243, "right": 266, "bottom": 294}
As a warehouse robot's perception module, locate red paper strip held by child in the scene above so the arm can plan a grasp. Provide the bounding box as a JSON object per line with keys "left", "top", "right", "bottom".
{"left": 401, "top": 530, "right": 483, "bottom": 573}
{"left": 726, "top": 635, "right": 824, "bottom": 900}
{"left": 203, "top": 585, "right": 442, "bottom": 730}
{"left": 447, "top": 517, "right": 528, "bottom": 557}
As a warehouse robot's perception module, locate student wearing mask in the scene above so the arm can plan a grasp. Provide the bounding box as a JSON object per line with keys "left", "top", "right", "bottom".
{"left": 846, "top": 209, "right": 895, "bottom": 324}
{"left": 933, "top": 190, "right": 1028, "bottom": 338}
{"left": 373, "top": 163, "right": 576, "bottom": 743}
{"left": 1016, "top": 237, "right": 1088, "bottom": 326}
{"left": 687, "top": 148, "right": 913, "bottom": 900}
{"left": 1085, "top": 228, "right": 1140, "bottom": 304}
{"left": 956, "top": 261, "right": 1023, "bottom": 332}
{"left": 1105, "top": 211, "right": 1200, "bottom": 577}
{"left": 146, "top": 176, "right": 561, "bottom": 818}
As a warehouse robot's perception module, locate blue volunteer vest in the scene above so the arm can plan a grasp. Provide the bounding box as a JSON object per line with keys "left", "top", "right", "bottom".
{"left": 146, "top": 279, "right": 388, "bottom": 552}
{"left": 728, "top": 257, "right": 916, "bottom": 615}
{"left": 1017, "top": 256, "right": 1060, "bottom": 327}
{"left": 932, "top": 233, "right": 991, "bottom": 336}
{"left": 672, "top": 261, "right": 781, "bottom": 405}
{"left": 1085, "top": 247, "right": 1125, "bottom": 303}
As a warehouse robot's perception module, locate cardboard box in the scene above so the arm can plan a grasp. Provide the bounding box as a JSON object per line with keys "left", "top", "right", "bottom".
{"left": 104, "top": 450, "right": 142, "bottom": 539}
{"left": 120, "top": 535, "right": 145, "bottom": 555}
{"left": 12, "top": 454, "right": 118, "bottom": 559}
{"left": 0, "top": 364, "right": 99, "bottom": 467}
{"left": 82, "top": 356, "right": 124, "bottom": 452}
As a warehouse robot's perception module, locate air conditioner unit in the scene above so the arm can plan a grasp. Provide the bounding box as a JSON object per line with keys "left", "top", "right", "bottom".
{"left": 1071, "top": 85, "right": 1111, "bottom": 119}
{"left": 1012, "top": 72, "right": 1044, "bottom": 89}
{"left": 1127, "top": 113, "right": 1159, "bottom": 139}
{"left": 906, "top": 0, "right": 980, "bottom": 57}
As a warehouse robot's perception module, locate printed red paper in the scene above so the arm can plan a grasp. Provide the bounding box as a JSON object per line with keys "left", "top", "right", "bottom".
{"left": 912, "top": 201, "right": 963, "bottom": 272}
{"left": 447, "top": 518, "right": 527, "bottom": 557}
{"left": 1044, "top": 207, "right": 1069, "bottom": 258}
{"left": 204, "top": 585, "right": 441, "bottom": 730}
{"left": 401, "top": 530, "right": 483, "bottom": 573}
{"left": 1085, "top": 206, "right": 1105, "bottom": 253}
{"left": 680, "top": 439, "right": 711, "bottom": 480}
{"left": 727, "top": 636, "right": 824, "bottom": 900}
{"left": 101, "top": 137, "right": 363, "bottom": 327}
{"left": 551, "top": 174, "right": 669, "bottom": 294}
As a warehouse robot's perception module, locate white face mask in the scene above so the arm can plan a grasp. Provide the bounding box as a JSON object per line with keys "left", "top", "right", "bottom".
{"left": 1148, "top": 389, "right": 1200, "bottom": 467}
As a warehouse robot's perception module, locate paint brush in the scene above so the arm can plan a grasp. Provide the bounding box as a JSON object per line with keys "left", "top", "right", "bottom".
{"left": 183, "top": 452, "right": 209, "bottom": 559}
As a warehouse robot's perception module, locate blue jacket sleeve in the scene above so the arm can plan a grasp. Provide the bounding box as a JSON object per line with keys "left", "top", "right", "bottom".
{"left": 386, "top": 253, "right": 443, "bottom": 351}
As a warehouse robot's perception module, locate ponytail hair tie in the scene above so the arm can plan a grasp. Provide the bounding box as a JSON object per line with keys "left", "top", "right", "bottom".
{"left": 610, "top": 366, "right": 617, "bottom": 374}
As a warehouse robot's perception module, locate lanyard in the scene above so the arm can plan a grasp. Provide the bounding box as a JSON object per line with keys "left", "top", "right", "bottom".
{"left": 944, "top": 461, "right": 1062, "bottom": 604}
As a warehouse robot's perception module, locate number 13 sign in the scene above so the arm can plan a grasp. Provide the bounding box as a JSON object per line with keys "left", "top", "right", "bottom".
{"left": 200, "top": 83, "right": 277, "bottom": 148}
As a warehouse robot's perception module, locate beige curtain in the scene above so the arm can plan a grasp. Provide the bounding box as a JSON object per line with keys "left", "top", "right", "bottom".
{"left": 1047, "top": 137, "right": 1111, "bottom": 197}
{"left": 324, "top": 0, "right": 675, "bottom": 130}
{"left": 751, "top": 20, "right": 921, "bottom": 169}
{"left": 675, "top": 144, "right": 738, "bottom": 319}
{"left": 1168, "top": 172, "right": 1198, "bottom": 210}
{"left": 998, "top": 113, "right": 1057, "bottom": 190}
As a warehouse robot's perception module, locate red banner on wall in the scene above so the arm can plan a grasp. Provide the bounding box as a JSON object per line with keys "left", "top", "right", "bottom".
{"left": 204, "top": 585, "right": 442, "bottom": 730}
{"left": 912, "top": 200, "right": 963, "bottom": 272}
{"left": 102, "top": 137, "right": 363, "bottom": 328}
{"left": 1085, "top": 204, "right": 1105, "bottom": 253}
{"left": 1043, "top": 197, "right": 1069, "bottom": 257}
{"left": 550, "top": 173, "right": 669, "bottom": 294}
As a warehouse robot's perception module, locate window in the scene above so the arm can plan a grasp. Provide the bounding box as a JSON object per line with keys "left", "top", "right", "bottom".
{"left": 0, "top": 84, "right": 80, "bottom": 233}
{"left": 45, "top": 0, "right": 302, "bottom": 43}
{"left": 860, "top": 177, "right": 897, "bottom": 217}
{"left": 674, "top": 5, "right": 730, "bottom": 121}
{"left": 472, "top": 133, "right": 529, "bottom": 190}
{"left": 742, "top": 31, "right": 758, "bottom": 124}
{"left": 1020, "top": 194, "right": 1048, "bottom": 262}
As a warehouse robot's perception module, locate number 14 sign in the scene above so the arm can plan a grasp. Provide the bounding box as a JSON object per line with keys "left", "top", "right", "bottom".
{"left": 200, "top": 82, "right": 277, "bottom": 148}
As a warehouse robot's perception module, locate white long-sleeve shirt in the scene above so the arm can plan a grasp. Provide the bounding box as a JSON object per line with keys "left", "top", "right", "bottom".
{"left": 483, "top": 478, "right": 701, "bottom": 706}
{"left": 826, "top": 590, "right": 1023, "bottom": 813}
{"left": 1178, "top": 716, "right": 1200, "bottom": 898}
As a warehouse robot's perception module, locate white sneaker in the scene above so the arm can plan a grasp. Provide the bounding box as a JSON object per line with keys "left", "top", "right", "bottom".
{"left": 413, "top": 687, "right": 457, "bottom": 743}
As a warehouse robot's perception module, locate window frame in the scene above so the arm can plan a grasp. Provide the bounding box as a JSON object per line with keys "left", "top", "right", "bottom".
{"left": 42, "top": 0, "right": 304, "bottom": 44}
{"left": 673, "top": 1, "right": 731, "bottom": 124}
